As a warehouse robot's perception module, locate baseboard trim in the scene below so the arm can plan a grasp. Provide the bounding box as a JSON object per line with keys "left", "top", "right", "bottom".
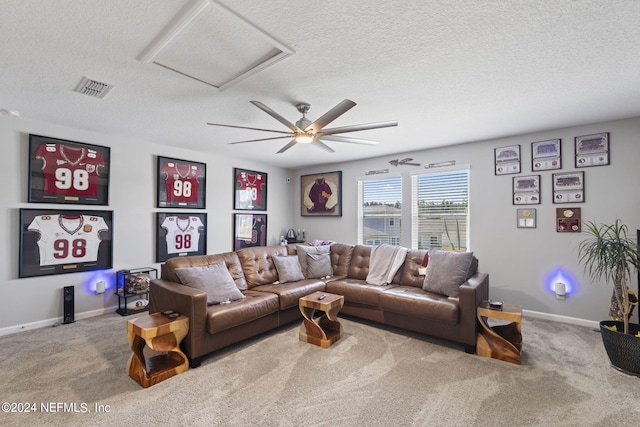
{"left": 523, "top": 309, "right": 600, "bottom": 329}
{"left": 0, "top": 305, "right": 118, "bottom": 337}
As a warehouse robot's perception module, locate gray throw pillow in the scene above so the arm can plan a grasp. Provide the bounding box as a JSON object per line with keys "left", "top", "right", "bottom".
{"left": 175, "top": 262, "right": 245, "bottom": 305}
{"left": 272, "top": 255, "right": 305, "bottom": 283}
{"left": 306, "top": 252, "right": 333, "bottom": 278}
{"left": 296, "top": 245, "right": 331, "bottom": 278}
{"left": 422, "top": 249, "right": 474, "bottom": 297}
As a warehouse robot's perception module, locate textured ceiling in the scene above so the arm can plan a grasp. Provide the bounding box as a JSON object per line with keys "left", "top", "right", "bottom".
{"left": 1, "top": 0, "right": 640, "bottom": 168}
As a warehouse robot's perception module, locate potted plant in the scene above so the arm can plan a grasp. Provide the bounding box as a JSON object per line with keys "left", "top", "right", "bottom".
{"left": 577, "top": 219, "right": 640, "bottom": 375}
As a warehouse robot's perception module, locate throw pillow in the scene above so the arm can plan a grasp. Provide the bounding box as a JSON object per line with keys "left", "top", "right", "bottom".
{"left": 175, "top": 262, "right": 245, "bottom": 305}
{"left": 296, "top": 245, "right": 331, "bottom": 278}
{"left": 306, "top": 252, "right": 333, "bottom": 278}
{"left": 272, "top": 255, "right": 305, "bottom": 283}
{"left": 422, "top": 249, "right": 474, "bottom": 298}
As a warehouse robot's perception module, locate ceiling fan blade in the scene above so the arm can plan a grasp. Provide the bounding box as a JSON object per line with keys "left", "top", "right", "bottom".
{"left": 319, "top": 135, "right": 379, "bottom": 146}
{"left": 229, "top": 135, "right": 293, "bottom": 145}
{"left": 250, "top": 101, "right": 303, "bottom": 133}
{"left": 305, "top": 99, "right": 357, "bottom": 133}
{"left": 207, "top": 122, "right": 293, "bottom": 135}
{"left": 313, "top": 139, "right": 336, "bottom": 153}
{"left": 321, "top": 120, "right": 398, "bottom": 136}
{"left": 276, "top": 139, "right": 298, "bottom": 153}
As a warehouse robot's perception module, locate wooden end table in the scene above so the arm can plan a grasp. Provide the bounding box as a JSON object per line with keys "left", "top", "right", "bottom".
{"left": 127, "top": 313, "right": 189, "bottom": 388}
{"left": 476, "top": 301, "right": 523, "bottom": 365}
{"left": 299, "top": 291, "right": 344, "bottom": 348}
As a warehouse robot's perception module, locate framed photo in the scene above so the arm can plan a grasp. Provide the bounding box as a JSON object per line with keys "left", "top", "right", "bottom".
{"left": 234, "top": 168, "right": 267, "bottom": 211}
{"left": 233, "top": 213, "right": 267, "bottom": 250}
{"left": 575, "top": 132, "right": 609, "bottom": 168}
{"left": 552, "top": 171, "right": 584, "bottom": 204}
{"left": 157, "top": 156, "right": 206, "bottom": 209}
{"left": 517, "top": 208, "right": 536, "bottom": 228}
{"left": 28, "top": 134, "right": 110, "bottom": 205}
{"left": 532, "top": 138, "right": 561, "bottom": 171}
{"left": 556, "top": 208, "right": 581, "bottom": 233}
{"left": 156, "top": 212, "right": 207, "bottom": 263}
{"left": 300, "top": 171, "right": 342, "bottom": 217}
{"left": 19, "top": 208, "right": 113, "bottom": 278}
{"left": 512, "top": 175, "right": 541, "bottom": 205}
{"left": 494, "top": 145, "right": 521, "bottom": 175}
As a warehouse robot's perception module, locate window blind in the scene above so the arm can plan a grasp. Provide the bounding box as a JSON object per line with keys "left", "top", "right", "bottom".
{"left": 357, "top": 176, "right": 402, "bottom": 246}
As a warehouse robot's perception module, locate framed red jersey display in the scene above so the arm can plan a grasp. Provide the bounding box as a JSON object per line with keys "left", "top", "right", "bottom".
{"left": 28, "top": 135, "right": 110, "bottom": 205}
{"left": 19, "top": 208, "right": 113, "bottom": 278}
{"left": 233, "top": 213, "right": 267, "bottom": 251}
{"left": 157, "top": 156, "right": 206, "bottom": 209}
{"left": 234, "top": 167, "right": 267, "bottom": 211}
{"left": 155, "top": 212, "right": 207, "bottom": 262}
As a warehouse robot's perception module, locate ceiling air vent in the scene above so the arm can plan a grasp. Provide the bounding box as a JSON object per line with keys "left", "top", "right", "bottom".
{"left": 73, "top": 77, "right": 113, "bottom": 99}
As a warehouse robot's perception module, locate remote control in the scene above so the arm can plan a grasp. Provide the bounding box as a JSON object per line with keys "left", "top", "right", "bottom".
{"left": 317, "top": 294, "right": 326, "bottom": 300}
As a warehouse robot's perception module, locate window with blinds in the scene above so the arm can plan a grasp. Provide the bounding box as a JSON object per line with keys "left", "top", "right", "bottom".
{"left": 411, "top": 169, "right": 469, "bottom": 250}
{"left": 357, "top": 176, "right": 402, "bottom": 246}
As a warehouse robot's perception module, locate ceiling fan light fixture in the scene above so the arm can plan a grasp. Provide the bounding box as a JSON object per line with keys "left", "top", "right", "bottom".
{"left": 295, "top": 133, "right": 314, "bottom": 144}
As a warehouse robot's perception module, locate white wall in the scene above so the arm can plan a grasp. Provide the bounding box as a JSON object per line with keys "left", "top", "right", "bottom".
{"left": 0, "top": 117, "right": 294, "bottom": 333}
{"left": 292, "top": 117, "right": 640, "bottom": 324}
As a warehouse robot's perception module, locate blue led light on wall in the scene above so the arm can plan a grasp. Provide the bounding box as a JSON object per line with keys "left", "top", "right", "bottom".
{"left": 544, "top": 267, "right": 578, "bottom": 298}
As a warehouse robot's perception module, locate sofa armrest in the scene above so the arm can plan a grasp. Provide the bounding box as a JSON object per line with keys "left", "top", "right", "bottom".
{"left": 149, "top": 279, "right": 208, "bottom": 358}
{"left": 457, "top": 272, "right": 489, "bottom": 346}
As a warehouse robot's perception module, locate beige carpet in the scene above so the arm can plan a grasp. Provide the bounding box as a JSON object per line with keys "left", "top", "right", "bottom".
{"left": 1, "top": 312, "right": 639, "bottom": 426}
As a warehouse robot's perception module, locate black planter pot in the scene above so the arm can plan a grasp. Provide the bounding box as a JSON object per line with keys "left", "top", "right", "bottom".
{"left": 599, "top": 320, "right": 640, "bottom": 376}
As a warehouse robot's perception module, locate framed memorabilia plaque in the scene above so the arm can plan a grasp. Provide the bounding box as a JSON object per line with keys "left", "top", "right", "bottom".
{"left": 156, "top": 212, "right": 207, "bottom": 263}
{"left": 512, "top": 175, "right": 541, "bottom": 205}
{"left": 28, "top": 134, "right": 110, "bottom": 205}
{"left": 234, "top": 213, "right": 267, "bottom": 250}
{"left": 234, "top": 168, "right": 267, "bottom": 211}
{"left": 19, "top": 208, "right": 113, "bottom": 278}
{"left": 552, "top": 171, "right": 584, "bottom": 204}
{"left": 556, "top": 208, "right": 581, "bottom": 232}
{"left": 300, "top": 171, "right": 342, "bottom": 217}
{"left": 494, "top": 145, "right": 521, "bottom": 175}
{"left": 517, "top": 208, "right": 536, "bottom": 228}
{"left": 575, "top": 132, "right": 609, "bottom": 168}
{"left": 532, "top": 139, "right": 561, "bottom": 171}
{"left": 157, "top": 156, "right": 206, "bottom": 209}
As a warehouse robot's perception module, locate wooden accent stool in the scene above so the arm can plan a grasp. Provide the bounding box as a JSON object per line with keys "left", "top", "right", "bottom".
{"left": 127, "top": 313, "right": 189, "bottom": 388}
{"left": 476, "top": 301, "right": 523, "bottom": 365}
{"left": 299, "top": 291, "right": 344, "bottom": 348}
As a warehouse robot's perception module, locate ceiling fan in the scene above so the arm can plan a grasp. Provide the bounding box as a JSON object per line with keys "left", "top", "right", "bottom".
{"left": 207, "top": 99, "right": 397, "bottom": 153}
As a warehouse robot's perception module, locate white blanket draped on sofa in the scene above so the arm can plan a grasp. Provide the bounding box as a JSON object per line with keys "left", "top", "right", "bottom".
{"left": 366, "top": 244, "right": 408, "bottom": 285}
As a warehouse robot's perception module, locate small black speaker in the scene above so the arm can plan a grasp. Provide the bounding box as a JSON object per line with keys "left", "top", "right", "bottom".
{"left": 63, "top": 286, "right": 75, "bottom": 324}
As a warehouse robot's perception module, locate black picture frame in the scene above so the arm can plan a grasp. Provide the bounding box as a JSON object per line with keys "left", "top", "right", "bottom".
{"left": 532, "top": 138, "right": 561, "bottom": 171}
{"left": 19, "top": 208, "right": 113, "bottom": 278}
{"left": 157, "top": 156, "right": 206, "bottom": 209}
{"left": 512, "top": 175, "right": 541, "bottom": 205}
{"left": 575, "top": 132, "right": 609, "bottom": 168}
{"left": 233, "top": 213, "right": 267, "bottom": 250}
{"left": 233, "top": 167, "right": 268, "bottom": 211}
{"left": 28, "top": 134, "right": 110, "bottom": 205}
{"left": 155, "top": 212, "right": 207, "bottom": 263}
{"left": 552, "top": 171, "right": 584, "bottom": 204}
{"left": 494, "top": 145, "right": 521, "bottom": 175}
{"left": 300, "top": 171, "right": 343, "bottom": 216}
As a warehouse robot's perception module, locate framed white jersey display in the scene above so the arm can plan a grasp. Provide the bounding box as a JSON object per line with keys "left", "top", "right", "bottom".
{"left": 156, "top": 212, "right": 207, "bottom": 262}
{"left": 19, "top": 208, "right": 113, "bottom": 278}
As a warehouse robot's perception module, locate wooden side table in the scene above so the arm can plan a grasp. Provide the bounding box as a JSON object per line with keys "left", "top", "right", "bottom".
{"left": 476, "top": 301, "right": 523, "bottom": 365}
{"left": 299, "top": 291, "right": 344, "bottom": 348}
{"left": 127, "top": 313, "right": 189, "bottom": 388}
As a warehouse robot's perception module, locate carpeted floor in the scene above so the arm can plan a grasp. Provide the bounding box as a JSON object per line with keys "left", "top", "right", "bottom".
{"left": 1, "top": 312, "right": 639, "bottom": 426}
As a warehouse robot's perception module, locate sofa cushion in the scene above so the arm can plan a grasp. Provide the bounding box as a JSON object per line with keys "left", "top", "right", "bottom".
{"left": 163, "top": 252, "right": 248, "bottom": 290}
{"left": 329, "top": 243, "right": 354, "bottom": 277}
{"left": 206, "top": 290, "right": 279, "bottom": 334}
{"left": 397, "top": 249, "right": 428, "bottom": 288}
{"left": 296, "top": 245, "right": 331, "bottom": 277}
{"left": 236, "top": 245, "right": 289, "bottom": 287}
{"left": 272, "top": 255, "right": 305, "bottom": 283}
{"left": 175, "top": 262, "right": 246, "bottom": 305}
{"left": 253, "top": 279, "right": 326, "bottom": 310}
{"left": 422, "top": 250, "right": 474, "bottom": 297}
{"left": 326, "top": 278, "right": 394, "bottom": 307}
{"left": 306, "top": 253, "right": 333, "bottom": 278}
{"left": 347, "top": 245, "right": 371, "bottom": 280}
{"left": 379, "top": 286, "right": 459, "bottom": 324}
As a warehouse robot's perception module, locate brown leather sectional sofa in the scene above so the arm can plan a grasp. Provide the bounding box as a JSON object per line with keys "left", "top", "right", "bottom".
{"left": 149, "top": 243, "right": 489, "bottom": 368}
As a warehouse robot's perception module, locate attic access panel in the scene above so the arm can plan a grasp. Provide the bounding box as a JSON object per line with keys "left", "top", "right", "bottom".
{"left": 138, "top": 0, "right": 294, "bottom": 91}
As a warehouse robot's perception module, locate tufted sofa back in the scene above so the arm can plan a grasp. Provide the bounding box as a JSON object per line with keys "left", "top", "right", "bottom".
{"left": 162, "top": 252, "right": 248, "bottom": 290}
{"left": 328, "top": 243, "right": 354, "bottom": 277}
{"left": 347, "top": 245, "right": 371, "bottom": 280}
{"left": 236, "top": 245, "right": 289, "bottom": 288}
